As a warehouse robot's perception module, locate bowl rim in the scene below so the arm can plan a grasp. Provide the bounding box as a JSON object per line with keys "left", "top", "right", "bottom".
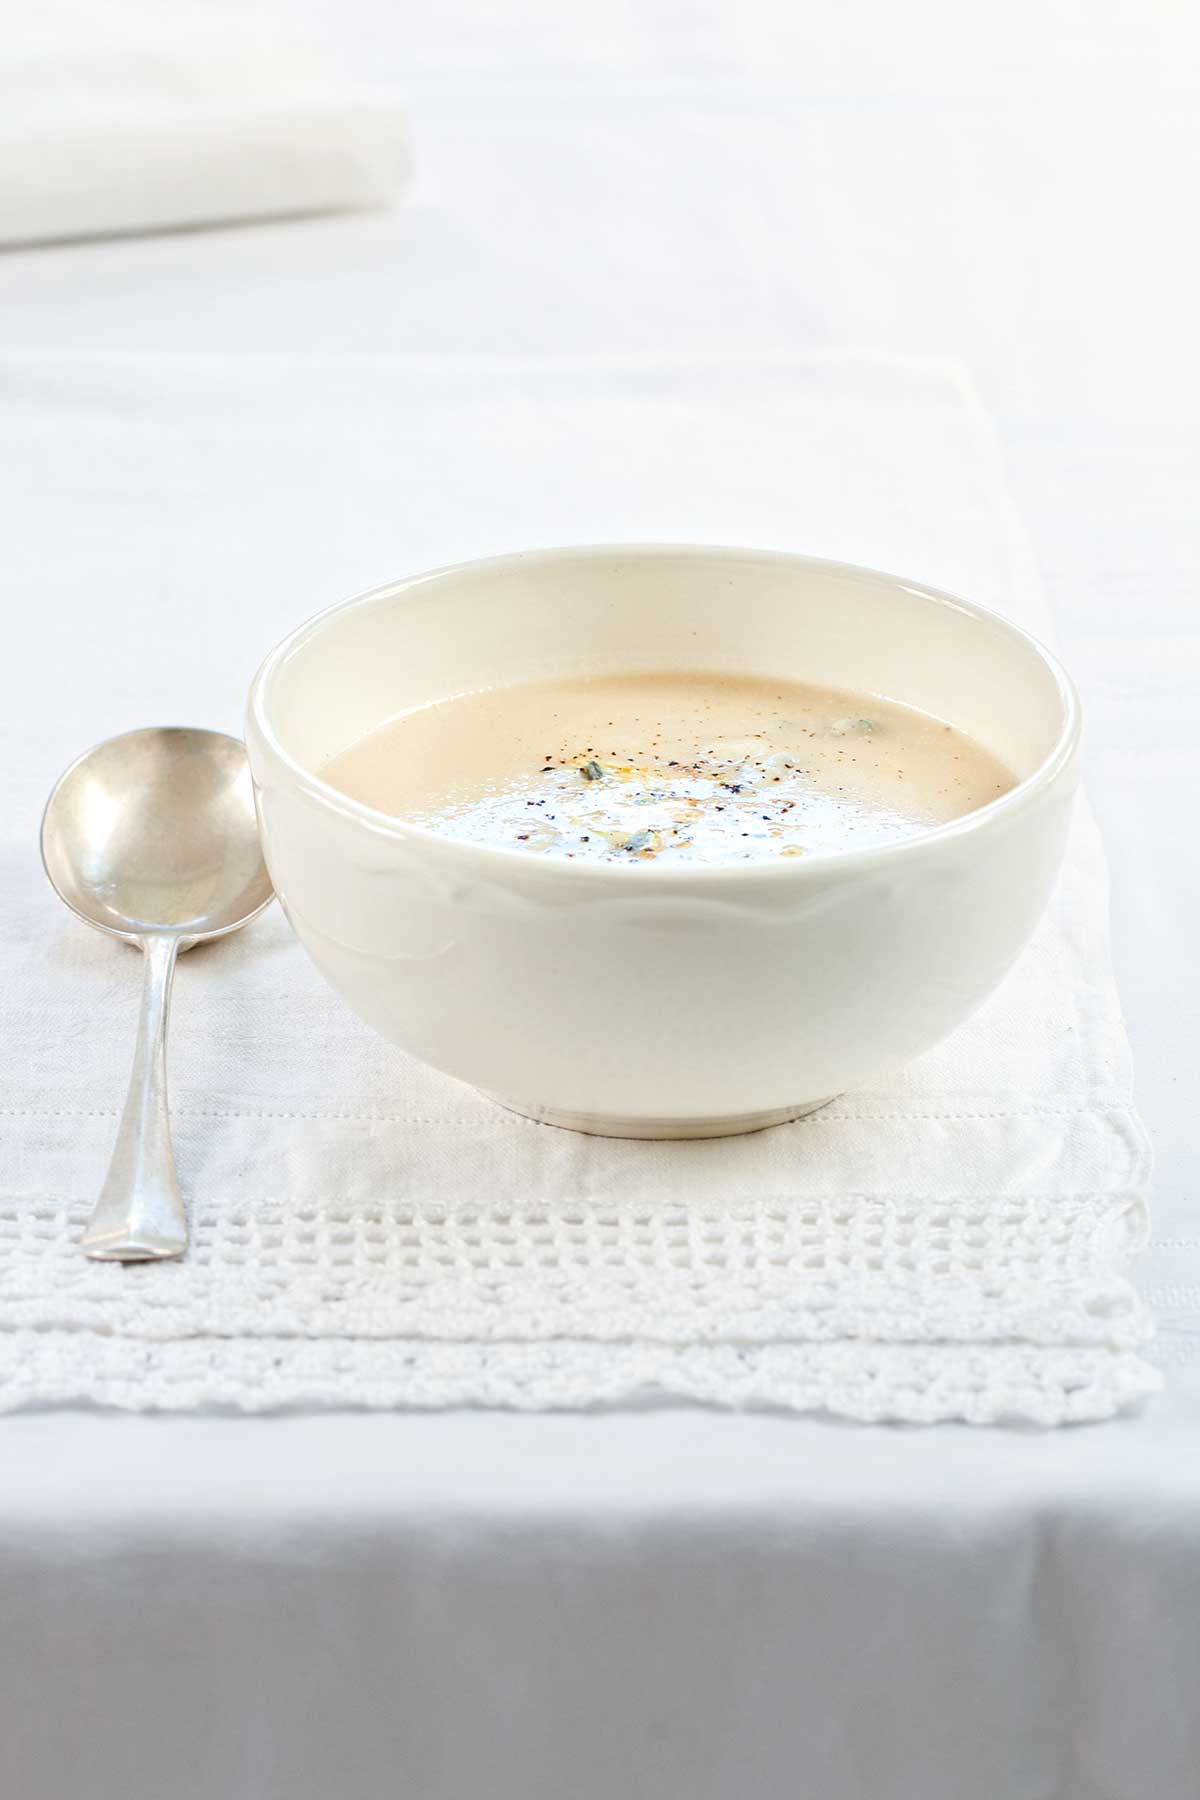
{"left": 246, "top": 542, "right": 1081, "bottom": 884}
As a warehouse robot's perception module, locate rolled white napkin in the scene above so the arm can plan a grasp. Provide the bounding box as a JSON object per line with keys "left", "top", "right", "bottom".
{"left": 0, "top": 2, "right": 409, "bottom": 246}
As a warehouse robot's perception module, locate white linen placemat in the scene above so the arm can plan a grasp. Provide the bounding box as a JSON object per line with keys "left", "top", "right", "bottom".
{"left": 0, "top": 349, "right": 1156, "bottom": 1422}
{"left": 0, "top": 2, "right": 408, "bottom": 246}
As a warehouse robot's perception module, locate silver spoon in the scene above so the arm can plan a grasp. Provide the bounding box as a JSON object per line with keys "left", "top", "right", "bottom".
{"left": 40, "top": 727, "right": 273, "bottom": 1262}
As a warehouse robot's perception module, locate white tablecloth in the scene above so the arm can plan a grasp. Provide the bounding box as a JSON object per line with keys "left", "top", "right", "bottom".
{"left": 2, "top": 4, "right": 1198, "bottom": 1797}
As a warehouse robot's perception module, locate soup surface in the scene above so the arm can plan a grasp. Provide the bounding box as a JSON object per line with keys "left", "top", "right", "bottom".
{"left": 321, "top": 671, "right": 1016, "bottom": 865}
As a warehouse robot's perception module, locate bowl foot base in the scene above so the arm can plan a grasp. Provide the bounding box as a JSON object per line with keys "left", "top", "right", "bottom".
{"left": 479, "top": 1093, "right": 840, "bottom": 1140}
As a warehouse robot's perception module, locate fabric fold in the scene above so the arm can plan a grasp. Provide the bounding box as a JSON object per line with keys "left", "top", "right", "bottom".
{"left": 0, "top": 3, "right": 408, "bottom": 245}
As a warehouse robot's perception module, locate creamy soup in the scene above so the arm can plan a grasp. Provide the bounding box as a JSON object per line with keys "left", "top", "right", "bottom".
{"left": 321, "top": 672, "right": 1016, "bottom": 865}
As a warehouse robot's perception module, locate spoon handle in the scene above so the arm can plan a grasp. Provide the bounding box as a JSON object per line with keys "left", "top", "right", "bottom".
{"left": 82, "top": 932, "right": 188, "bottom": 1261}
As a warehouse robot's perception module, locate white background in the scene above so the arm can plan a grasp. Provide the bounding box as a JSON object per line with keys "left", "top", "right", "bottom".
{"left": 2, "top": 5, "right": 1199, "bottom": 1797}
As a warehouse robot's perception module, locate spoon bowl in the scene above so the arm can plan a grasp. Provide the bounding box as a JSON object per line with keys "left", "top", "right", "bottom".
{"left": 41, "top": 727, "right": 273, "bottom": 1260}
{"left": 42, "top": 726, "right": 273, "bottom": 946}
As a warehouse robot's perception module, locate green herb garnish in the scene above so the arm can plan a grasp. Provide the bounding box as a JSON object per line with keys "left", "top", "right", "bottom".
{"left": 581, "top": 760, "right": 604, "bottom": 781}
{"left": 623, "top": 829, "right": 652, "bottom": 852}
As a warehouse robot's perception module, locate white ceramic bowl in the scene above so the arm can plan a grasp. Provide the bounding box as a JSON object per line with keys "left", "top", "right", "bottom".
{"left": 246, "top": 545, "right": 1079, "bottom": 1138}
